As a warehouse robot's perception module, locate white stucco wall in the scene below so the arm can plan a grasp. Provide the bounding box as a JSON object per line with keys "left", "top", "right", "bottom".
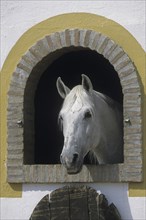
{"left": 1, "top": 0, "right": 145, "bottom": 68}
{"left": 1, "top": 1, "right": 146, "bottom": 220}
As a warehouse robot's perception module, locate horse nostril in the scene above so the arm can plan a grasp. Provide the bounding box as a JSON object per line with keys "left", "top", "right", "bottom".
{"left": 72, "top": 153, "right": 79, "bottom": 163}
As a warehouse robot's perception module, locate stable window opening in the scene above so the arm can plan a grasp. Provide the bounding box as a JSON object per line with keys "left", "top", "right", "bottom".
{"left": 7, "top": 29, "right": 142, "bottom": 183}
{"left": 31, "top": 49, "right": 123, "bottom": 165}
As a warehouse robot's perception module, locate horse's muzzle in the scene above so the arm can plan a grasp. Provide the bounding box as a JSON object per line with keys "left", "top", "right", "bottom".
{"left": 60, "top": 152, "right": 83, "bottom": 174}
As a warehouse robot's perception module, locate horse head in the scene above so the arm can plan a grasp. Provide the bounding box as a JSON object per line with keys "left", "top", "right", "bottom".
{"left": 56, "top": 75, "right": 99, "bottom": 174}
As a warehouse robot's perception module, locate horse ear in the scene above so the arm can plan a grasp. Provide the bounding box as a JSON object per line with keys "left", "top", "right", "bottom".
{"left": 81, "top": 74, "right": 93, "bottom": 92}
{"left": 56, "top": 77, "right": 70, "bottom": 99}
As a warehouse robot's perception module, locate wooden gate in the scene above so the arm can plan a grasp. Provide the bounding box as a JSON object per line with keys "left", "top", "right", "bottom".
{"left": 30, "top": 186, "right": 121, "bottom": 220}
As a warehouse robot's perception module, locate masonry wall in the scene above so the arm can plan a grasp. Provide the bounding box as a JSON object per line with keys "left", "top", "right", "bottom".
{"left": 1, "top": 1, "right": 146, "bottom": 220}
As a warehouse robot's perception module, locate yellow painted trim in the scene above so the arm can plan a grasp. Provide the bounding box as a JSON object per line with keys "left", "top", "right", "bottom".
{"left": 0, "top": 13, "right": 145, "bottom": 197}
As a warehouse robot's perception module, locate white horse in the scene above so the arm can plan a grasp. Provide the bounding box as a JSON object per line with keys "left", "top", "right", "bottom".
{"left": 56, "top": 74, "right": 123, "bottom": 174}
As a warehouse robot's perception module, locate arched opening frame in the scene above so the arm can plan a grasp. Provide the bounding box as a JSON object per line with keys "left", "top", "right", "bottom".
{"left": 7, "top": 29, "right": 142, "bottom": 183}
{"left": 33, "top": 48, "right": 123, "bottom": 165}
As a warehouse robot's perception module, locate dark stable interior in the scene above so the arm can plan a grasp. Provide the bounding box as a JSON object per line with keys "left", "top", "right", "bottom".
{"left": 34, "top": 49, "right": 123, "bottom": 164}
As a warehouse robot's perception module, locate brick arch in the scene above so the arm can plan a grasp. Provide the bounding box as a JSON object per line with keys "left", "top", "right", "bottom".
{"left": 7, "top": 29, "right": 142, "bottom": 182}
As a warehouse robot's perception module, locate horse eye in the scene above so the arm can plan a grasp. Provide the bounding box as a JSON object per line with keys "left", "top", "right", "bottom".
{"left": 59, "top": 115, "right": 63, "bottom": 122}
{"left": 84, "top": 111, "right": 92, "bottom": 119}
{"left": 58, "top": 115, "right": 63, "bottom": 130}
{"left": 59, "top": 115, "right": 63, "bottom": 120}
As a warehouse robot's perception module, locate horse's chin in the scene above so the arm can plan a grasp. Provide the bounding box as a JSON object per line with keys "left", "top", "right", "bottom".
{"left": 66, "top": 164, "right": 83, "bottom": 175}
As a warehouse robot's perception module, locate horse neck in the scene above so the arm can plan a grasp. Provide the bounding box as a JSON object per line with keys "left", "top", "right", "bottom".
{"left": 92, "top": 91, "right": 123, "bottom": 164}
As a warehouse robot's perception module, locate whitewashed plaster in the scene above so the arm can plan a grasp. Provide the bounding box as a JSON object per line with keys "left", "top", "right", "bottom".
{"left": 1, "top": 1, "right": 146, "bottom": 220}
{"left": 1, "top": 0, "right": 145, "bottom": 68}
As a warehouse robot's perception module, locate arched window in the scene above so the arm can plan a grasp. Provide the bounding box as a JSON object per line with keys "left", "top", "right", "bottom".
{"left": 31, "top": 49, "right": 123, "bottom": 165}
{"left": 7, "top": 29, "right": 142, "bottom": 183}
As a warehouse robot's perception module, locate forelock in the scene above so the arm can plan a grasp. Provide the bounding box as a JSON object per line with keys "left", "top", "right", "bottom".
{"left": 62, "top": 85, "right": 95, "bottom": 112}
